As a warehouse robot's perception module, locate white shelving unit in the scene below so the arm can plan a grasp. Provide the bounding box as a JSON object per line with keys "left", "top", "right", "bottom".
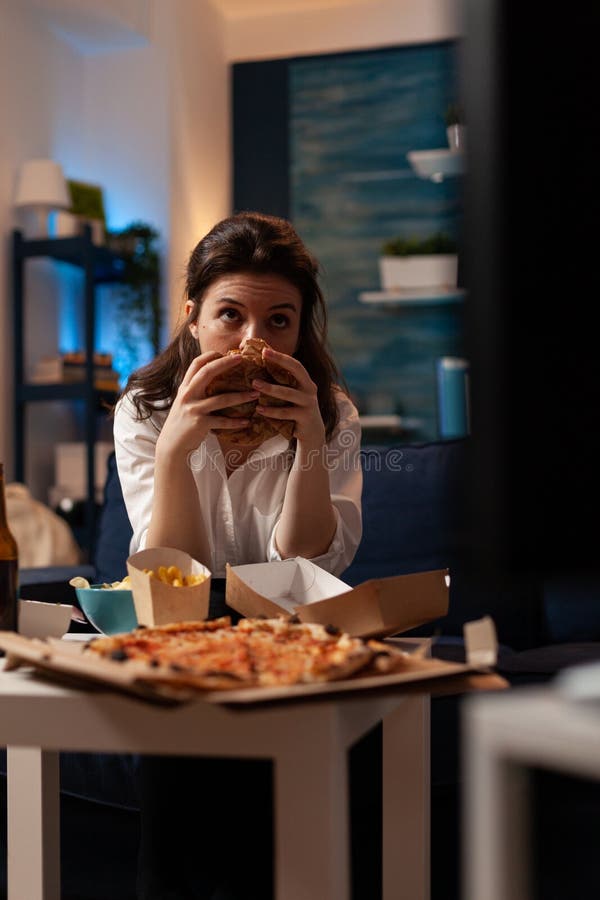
{"left": 359, "top": 287, "right": 465, "bottom": 310}
{"left": 358, "top": 414, "right": 423, "bottom": 439}
{"left": 356, "top": 138, "right": 466, "bottom": 438}
{"left": 359, "top": 414, "right": 421, "bottom": 430}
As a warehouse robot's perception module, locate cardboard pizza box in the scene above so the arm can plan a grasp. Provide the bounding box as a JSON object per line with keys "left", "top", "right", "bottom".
{"left": 126, "top": 547, "right": 211, "bottom": 627}
{"left": 225, "top": 558, "right": 449, "bottom": 639}
{"left": 0, "top": 615, "right": 503, "bottom": 708}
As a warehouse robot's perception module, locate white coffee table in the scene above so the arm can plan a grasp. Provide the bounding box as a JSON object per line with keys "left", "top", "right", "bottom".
{"left": 0, "top": 667, "right": 431, "bottom": 900}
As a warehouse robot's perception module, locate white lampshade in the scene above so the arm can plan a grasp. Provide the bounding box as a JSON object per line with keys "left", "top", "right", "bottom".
{"left": 14, "top": 159, "right": 70, "bottom": 209}
{"left": 14, "top": 159, "right": 70, "bottom": 238}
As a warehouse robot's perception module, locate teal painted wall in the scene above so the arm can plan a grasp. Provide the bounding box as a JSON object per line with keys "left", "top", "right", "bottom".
{"left": 290, "top": 42, "right": 464, "bottom": 440}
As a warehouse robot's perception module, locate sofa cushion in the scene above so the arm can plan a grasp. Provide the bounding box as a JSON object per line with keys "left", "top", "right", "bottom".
{"left": 94, "top": 452, "right": 133, "bottom": 585}
{"left": 543, "top": 576, "right": 600, "bottom": 643}
{"left": 499, "top": 643, "right": 600, "bottom": 677}
{"left": 19, "top": 564, "right": 95, "bottom": 605}
{"left": 343, "top": 440, "right": 467, "bottom": 584}
{"left": 341, "top": 440, "right": 546, "bottom": 650}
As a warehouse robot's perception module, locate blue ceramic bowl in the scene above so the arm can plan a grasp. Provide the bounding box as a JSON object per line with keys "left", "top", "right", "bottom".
{"left": 75, "top": 585, "right": 138, "bottom": 635}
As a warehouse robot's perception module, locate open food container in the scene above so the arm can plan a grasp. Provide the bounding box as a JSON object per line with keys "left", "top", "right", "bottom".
{"left": 126, "top": 547, "right": 211, "bottom": 627}
{"left": 225, "top": 558, "right": 449, "bottom": 639}
{"left": 17, "top": 598, "right": 73, "bottom": 639}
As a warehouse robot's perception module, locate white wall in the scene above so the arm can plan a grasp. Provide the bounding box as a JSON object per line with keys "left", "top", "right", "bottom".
{"left": 22, "top": 0, "right": 152, "bottom": 52}
{"left": 78, "top": 26, "right": 171, "bottom": 360}
{"left": 225, "top": 0, "right": 461, "bottom": 61}
{"left": 158, "top": 0, "right": 230, "bottom": 331}
{"left": 67, "top": 0, "right": 229, "bottom": 342}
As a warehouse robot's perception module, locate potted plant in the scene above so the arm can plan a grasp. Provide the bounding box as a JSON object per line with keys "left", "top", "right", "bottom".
{"left": 444, "top": 103, "right": 466, "bottom": 152}
{"left": 54, "top": 179, "right": 106, "bottom": 244}
{"left": 378, "top": 232, "right": 458, "bottom": 290}
{"left": 106, "top": 221, "right": 162, "bottom": 371}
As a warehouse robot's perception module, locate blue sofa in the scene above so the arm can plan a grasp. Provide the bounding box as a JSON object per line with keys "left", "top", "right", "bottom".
{"left": 3, "top": 439, "right": 600, "bottom": 900}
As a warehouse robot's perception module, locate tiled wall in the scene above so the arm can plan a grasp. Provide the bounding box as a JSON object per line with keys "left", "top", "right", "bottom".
{"left": 289, "top": 42, "right": 463, "bottom": 441}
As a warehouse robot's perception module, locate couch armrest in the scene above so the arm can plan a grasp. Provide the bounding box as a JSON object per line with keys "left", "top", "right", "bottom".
{"left": 19, "top": 565, "right": 96, "bottom": 605}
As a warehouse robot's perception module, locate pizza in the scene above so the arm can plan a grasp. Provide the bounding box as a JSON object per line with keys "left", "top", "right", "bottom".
{"left": 84, "top": 616, "right": 397, "bottom": 692}
{"left": 204, "top": 338, "right": 297, "bottom": 445}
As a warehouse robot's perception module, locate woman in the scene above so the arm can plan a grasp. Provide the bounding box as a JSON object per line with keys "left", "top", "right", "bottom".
{"left": 113, "top": 211, "right": 363, "bottom": 900}
{"left": 114, "top": 210, "right": 362, "bottom": 584}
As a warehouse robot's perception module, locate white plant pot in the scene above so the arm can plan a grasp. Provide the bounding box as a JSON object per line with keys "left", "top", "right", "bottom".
{"left": 379, "top": 254, "right": 458, "bottom": 290}
{"left": 53, "top": 210, "right": 79, "bottom": 237}
{"left": 52, "top": 212, "right": 105, "bottom": 245}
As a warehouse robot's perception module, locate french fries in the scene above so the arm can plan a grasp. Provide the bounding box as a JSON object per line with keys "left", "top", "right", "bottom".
{"left": 142, "top": 565, "right": 207, "bottom": 588}
{"left": 101, "top": 576, "right": 132, "bottom": 590}
{"left": 69, "top": 575, "right": 131, "bottom": 590}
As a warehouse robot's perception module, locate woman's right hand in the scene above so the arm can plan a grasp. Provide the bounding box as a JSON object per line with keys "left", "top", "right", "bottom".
{"left": 155, "top": 351, "right": 258, "bottom": 460}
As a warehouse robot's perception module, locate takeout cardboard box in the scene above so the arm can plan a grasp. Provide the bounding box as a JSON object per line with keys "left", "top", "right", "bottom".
{"left": 225, "top": 558, "right": 449, "bottom": 639}
{"left": 126, "top": 547, "right": 211, "bottom": 627}
{"left": 18, "top": 598, "right": 73, "bottom": 639}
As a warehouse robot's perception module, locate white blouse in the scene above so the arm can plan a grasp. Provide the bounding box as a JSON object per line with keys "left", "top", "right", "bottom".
{"left": 113, "top": 389, "right": 363, "bottom": 578}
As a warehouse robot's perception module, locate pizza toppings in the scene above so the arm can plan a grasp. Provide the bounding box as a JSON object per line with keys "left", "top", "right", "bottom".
{"left": 85, "top": 616, "right": 377, "bottom": 691}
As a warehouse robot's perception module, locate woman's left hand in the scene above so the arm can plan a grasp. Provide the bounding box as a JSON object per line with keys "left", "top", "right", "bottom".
{"left": 252, "top": 348, "right": 326, "bottom": 449}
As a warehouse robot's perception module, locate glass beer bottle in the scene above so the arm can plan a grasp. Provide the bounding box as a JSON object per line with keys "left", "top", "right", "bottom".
{"left": 0, "top": 462, "right": 19, "bottom": 632}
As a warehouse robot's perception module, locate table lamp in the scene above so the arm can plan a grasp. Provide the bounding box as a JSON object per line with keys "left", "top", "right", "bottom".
{"left": 13, "top": 159, "right": 70, "bottom": 238}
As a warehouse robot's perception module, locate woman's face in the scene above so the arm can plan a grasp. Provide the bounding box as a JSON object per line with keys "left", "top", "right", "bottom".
{"left": 187, "top": 272, "right": 302, "bottom": 357}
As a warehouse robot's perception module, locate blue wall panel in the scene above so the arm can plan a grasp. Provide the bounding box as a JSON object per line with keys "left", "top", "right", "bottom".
{"left": 289, "top": 43, "right": 463, "bottom": 441}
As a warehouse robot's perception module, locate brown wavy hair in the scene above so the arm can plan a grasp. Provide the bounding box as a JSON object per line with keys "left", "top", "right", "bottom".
{"left": 118, "top": 211, "right": 345, "bottom": 440}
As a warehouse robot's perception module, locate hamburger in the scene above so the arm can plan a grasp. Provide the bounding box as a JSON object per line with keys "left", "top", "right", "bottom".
{"left": 205, "top": 338, "right": 298, "bottom": 446}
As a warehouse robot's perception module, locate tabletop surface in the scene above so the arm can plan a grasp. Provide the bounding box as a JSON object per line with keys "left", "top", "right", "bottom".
{"left": 0, "top": 663, "right": 412, "bottom": 759}
{"left": 464, "top": 686, "right": 600, "bottom": 778}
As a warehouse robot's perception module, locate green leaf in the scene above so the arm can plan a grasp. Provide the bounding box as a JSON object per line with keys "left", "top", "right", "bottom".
{"left": 108, "top": 221, "right": 162, "bottom": 358}
{"left": 380, "top": 232, "right": 457, "bottom": 256}
{"left": 67, "top": 180, "right": 106, "bottom": 222}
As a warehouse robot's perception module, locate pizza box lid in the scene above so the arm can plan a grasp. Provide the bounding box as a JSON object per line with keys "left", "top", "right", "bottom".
{"left": 225, "top": 559, "right": 449, "bottom": 639}
{"left": 126, "top": 547, "right": 211, "bottom": 627}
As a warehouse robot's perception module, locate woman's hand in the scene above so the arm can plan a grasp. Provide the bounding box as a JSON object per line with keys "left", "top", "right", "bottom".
{"left": 252, "top": 348, "right": 326, "bottom": 449}
{"left": 258, "top": 348, "right": 336, "bottom": 560}
{"left": 156, "top": 351, "right": 259, "bottom": 460}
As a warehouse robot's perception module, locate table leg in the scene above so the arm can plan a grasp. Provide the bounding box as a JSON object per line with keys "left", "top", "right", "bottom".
{"left": 383, "top": 695, "right": 430, "bottom": 900}
{"left": 274, "top": 711, "right": 349, "bottom": 900}
{"left": 7, "top": 746, "right": 60, "bottom": 900}
{"left": 463, "top": 714, "right": 532, "bottom": 900}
